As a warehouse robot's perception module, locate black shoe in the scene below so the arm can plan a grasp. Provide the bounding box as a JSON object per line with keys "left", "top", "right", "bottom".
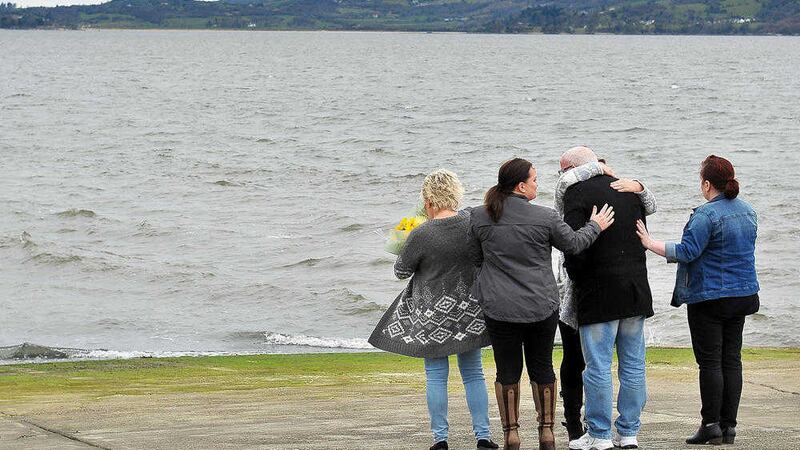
{"left": 686, "top": 423, "right": 723, "bottom": 445}
{"left": 430, "top": 441, "right": 448, "bottom": 450}
{"left": 477, "top": 438, "right": 499, "bottom": 449}
{"left": 721, "top": 426, "right": 736, "bottom": 444}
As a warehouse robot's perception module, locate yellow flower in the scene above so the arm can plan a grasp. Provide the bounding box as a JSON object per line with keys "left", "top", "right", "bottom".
{"left": 393, "top": 215, "right": 426, "bottom": 233}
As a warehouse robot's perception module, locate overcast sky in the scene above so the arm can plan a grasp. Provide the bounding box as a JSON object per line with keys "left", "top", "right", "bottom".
{"left": 13, "top": 0, "right": 107, "bottom": 7}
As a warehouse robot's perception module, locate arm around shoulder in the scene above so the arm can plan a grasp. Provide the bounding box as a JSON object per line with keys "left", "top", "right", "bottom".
{"left": 549, "top": 205, "right": 601, "bottom": 256}
{"left": 636, "top": 182, "right": 658, "bottom": 216}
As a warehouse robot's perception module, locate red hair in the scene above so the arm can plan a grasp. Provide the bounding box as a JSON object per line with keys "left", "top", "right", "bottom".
{"left": 701, "top": 155, "right": 739, "bottom": 199}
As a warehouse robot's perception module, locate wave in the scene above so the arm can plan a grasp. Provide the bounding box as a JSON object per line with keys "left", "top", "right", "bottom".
{"left": 339, "top": 223, "right": 364, "bottom": 232}
{"left": 280, "top": 256, "right": 334, "bottom": 268}
{"left": 397, "top": 172, "right": 427, "bottom": 180}
{"left": 368, "top": 257, "right": 394, "bottom": 267}
{"left": 323, "top": 288, "right": 387, "bottom": 316}
{"left": 601, "top": 126, "right": 654, "bottom": 133}
{"left": 267, "top": 234, "right": 298, "bottom": 239}
{"left": 56, "top": 208, "right": 96, "bottom": 218}
{"left": 0, "top": 343, "right": 254, "bottom": 364}
{"left": 0, "top": 343, "right": 70, "bottom": 360}
{"left": 0, "top": 232, "right": 33, "bottom": 249}
{"left": 134, "top": 220, "right": 169, "bottom": 237}
{"left": 263, "top": 332, "right": 372, "bottom": 349}
{"left": 213, "top": 180, "right": 242, "bottom": 187}
{"left": 73, "top": 349, "right": 225, "bottom": 360}
{"left": 28, "top": 252, "right": 82, "bottom": 265}
{"left": 732, "top": 149, "right": 761, "bottom": 154}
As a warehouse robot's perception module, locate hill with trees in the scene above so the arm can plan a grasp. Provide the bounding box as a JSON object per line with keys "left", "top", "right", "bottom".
{"left": 1, "top": 0, "right": 798, "bottom": 34}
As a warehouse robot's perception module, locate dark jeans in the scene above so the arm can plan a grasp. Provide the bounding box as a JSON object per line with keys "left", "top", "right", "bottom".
{"left": 687, "top": 295, "right": 759, "bottom": 428}
{"left": 485, "top": 310, "right": 558, "bottom": 385}
{"left": 559, "top": 320, "right": 585, "bottom": 422}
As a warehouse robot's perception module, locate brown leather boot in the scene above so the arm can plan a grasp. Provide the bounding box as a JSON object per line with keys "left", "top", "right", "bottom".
{"left": 494, "top": 382, "right": 521, "bottom": 450}
{"left": 531, "top": 381, "right": 557, "bottom": 450}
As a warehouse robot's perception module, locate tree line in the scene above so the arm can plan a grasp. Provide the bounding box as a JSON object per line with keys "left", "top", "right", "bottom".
{"left": 1, "top": 0, "right": 798, "bottom": 34}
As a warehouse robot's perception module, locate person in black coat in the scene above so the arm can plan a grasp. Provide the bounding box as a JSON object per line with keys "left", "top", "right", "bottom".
{"left": 561, "top": 148, "right": 654, "bottom": 450}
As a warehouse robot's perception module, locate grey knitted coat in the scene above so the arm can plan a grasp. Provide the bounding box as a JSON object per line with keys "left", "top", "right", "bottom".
{"left": 368, "top": 210, "right": 491, "bottom": 358}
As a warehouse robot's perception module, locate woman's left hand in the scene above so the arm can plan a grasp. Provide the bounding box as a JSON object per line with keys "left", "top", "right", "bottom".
{"left": 611, "top": 178, "right": 644, "bottom": 193}
{"left": 635, "top": 219, "right": 653, "bottom": 250}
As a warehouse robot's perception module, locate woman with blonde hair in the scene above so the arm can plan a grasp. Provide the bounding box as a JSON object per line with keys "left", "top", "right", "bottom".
{"left": 370, "top": 169, "right": 498, "bottom": 450}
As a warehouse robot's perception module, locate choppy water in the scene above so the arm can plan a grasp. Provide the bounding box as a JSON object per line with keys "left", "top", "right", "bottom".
{"left": 1, "top": 30, "right": 799, "bottom": 362}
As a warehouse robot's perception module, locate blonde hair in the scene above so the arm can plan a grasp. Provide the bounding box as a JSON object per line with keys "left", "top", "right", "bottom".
{"left": 421, "top": 169, "right": 464, "bottom": 211}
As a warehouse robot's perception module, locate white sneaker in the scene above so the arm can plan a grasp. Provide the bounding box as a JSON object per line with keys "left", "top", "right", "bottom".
{"left": 569, "top": 432, "right": 614, "bottom": 450}
{"left": 613, "top": 432, "right": 639, "bottom": 449}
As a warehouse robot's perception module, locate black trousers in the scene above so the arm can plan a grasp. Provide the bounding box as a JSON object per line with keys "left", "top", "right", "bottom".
{"left": 558, "top": 320, "right": 585, "bottom": 422}
{"left": 687, "top": 295, "right": 759, "bottom": 428}
{"left": 485, "top": 310, "right": 558, "bottom": 385}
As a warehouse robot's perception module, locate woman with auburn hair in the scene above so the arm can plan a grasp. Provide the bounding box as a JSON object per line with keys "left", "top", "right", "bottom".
{"left": 469, "top": 158, "right": 615, "bottom": 450}
{"left": 635, "top": 155, "right": 759, "bottom": 445}
{"left": 369, "top": 169, "right": 498, "bottom": 450}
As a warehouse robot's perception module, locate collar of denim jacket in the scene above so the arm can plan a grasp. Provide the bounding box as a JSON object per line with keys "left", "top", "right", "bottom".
{"left": 692, "top": 193, "right": 726, "bottom": 212}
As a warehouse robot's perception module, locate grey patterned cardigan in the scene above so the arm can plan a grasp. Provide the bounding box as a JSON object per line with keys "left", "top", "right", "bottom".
{"left": 555, "top": 162, "right": 658, "bottom": 328}
{"left": 369, "top": 210, "right": 491, "bottom": 358}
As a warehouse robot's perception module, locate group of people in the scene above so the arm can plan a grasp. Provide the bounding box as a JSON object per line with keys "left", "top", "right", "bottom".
{"left": 368, "top": 147, "right": 760, "bottom": 450}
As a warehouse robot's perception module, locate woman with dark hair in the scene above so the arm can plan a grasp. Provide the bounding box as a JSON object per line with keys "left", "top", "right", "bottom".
{"left": 469, "top": 158, "right": 615, "bottom": 450}
{"left": 635, "top": 155, "right": 759, "bottom": 445}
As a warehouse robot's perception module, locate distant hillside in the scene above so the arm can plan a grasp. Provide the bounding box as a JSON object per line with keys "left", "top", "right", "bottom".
{"left": 488, "top": 0, "right": 800, "bottom": 34}
{"left": 0, "top": 0, "right": 531, "bottom": 31}
{"left": 1, "top": 0, "right": 798, "bottom": 34}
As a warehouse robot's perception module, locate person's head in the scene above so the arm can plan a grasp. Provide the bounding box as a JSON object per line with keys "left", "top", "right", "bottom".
{"left": 421, "top": 169, "right": 464, "bottom": 215}
{"left": 559, "top": 146, "right": 599, "bottom": 174}
{"left": 700, "top": 155, "right": 739, "bottom": 200}
{"left": 484, "top": 158, "right": 536, "bottom": 222}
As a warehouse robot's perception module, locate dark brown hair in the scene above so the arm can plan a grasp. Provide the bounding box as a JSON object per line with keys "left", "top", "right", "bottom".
{"left": 484, "top": 158, "right": 533, "bottom": 222}
{"left": 701, "top": 155, "right": 739, "bottom": 199}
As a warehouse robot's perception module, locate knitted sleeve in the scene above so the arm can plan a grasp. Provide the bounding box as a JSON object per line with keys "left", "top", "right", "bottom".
{"left": 635, "top": 182, "right": 658, "bottom": 216}
{"left": 394, "top": 227, "right": 424, "bottom": 279}
{"left": 554, "top": 162, "right": 604, "bottom": 216}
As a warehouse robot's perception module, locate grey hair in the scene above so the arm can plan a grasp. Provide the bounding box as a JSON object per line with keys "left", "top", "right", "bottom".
{"left": 421, "top": 169, "right": 464, "bottom": 211}
{"left": 561, "top": 146, "right": 598, "bottom": 168}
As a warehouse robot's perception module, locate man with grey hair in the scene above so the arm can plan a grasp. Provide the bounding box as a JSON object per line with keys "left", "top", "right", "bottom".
{"left": 559, "top": 146, "right": 655, "bottom": 450}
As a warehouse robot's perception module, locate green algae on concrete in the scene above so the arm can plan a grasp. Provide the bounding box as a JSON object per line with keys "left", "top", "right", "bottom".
{"left": 1, "top": 348, "right": 797, "bottom": 402}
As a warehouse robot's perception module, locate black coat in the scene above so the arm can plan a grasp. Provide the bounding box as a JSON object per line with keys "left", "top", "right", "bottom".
{"left": 563, "top": 175, "right": 654, "bottom": 325}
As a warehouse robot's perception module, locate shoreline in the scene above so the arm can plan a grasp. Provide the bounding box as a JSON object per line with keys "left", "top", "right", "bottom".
{"left": 2, "top": 344, "right": 796, "bottom": 366}
{"left": 2, "top": 343, "right": 796, "bottom": 366}
{"left": 1, "top": 28, "right": 796, "bottom": 37}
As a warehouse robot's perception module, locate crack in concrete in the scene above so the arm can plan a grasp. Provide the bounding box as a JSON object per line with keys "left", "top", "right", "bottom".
{"left": 0, "top": 412, "right": 112, "bottom": 449}
{"left": 745, "top": 381, "right": 800, "bottom": 396}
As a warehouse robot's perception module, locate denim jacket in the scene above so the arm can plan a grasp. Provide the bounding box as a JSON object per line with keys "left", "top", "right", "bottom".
{"left": 666, "top": 194, "right": 759, "bottom": 306}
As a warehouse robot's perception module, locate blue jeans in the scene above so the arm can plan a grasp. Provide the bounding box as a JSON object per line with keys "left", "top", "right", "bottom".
{"left": 579, "top": 316, "right": 647, "bottom": 440}
{"left": 424, "top": 349, "right": 491, "bottom": 443}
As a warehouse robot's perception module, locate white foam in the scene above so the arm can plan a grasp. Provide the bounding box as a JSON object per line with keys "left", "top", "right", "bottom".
{"left": 75, "top": 349, "right": 231, "bottom": 359}
{"left": 263, "top": 332, "right": 372, "bottom": 349}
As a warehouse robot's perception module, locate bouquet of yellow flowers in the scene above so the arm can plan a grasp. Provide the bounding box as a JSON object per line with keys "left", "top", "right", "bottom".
{"left": 384, "top": 212, "right": 427, "bottom": 255}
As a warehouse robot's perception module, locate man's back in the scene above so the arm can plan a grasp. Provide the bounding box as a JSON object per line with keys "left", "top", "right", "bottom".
{"left": 563, "top": 175, "right": 654, "bottom": 325}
